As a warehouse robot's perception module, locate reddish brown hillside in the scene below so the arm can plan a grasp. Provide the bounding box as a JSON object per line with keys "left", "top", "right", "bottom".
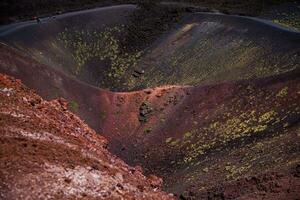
{"left": 0, "top": 73, "right": 173, "bottom": 200}
{"left": 100, "top": 70, "right": 300, "bottom": 199}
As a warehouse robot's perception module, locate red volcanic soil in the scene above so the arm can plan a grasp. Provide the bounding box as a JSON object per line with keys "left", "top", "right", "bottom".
{"left": 105, "top": 70, "right": 300, "bottom": 199}
{"left": 0, "top": 73, "right": 173, "bottom": 199}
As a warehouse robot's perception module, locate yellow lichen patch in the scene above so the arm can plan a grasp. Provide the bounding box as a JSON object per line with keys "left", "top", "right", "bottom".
{"left": 183, "top": 131, "right": 193, "bottom": 139}
{"left": 224, "top": 164, "right": 250, "bottom": 179}
{"left": 57, "top": 27, "right": 142, "bottom": 85}
{"left": 252, "top": 125, "right": 267, "bottom": 133}
{"left": 165, "top": 137, "right": 172, "bottom": 143}
{"left": 184, "top": 157, "right": 193, "bottom": 163}
{"left": 170, "top": 139, "right": 181, "bottom": 147}
{"left": 258, "top": 111, "right": 277, "bottom": 123}
{"left": 254, "top": 142, "right": 264, "bottom": 149}
{"left": 211, "top": 110, "right": 277, "bottom": 140}
{"left": 179, "top": 110, "right": 279, "bottom": 164}
{"left": 276, "top": 86, "right": 289, "bottom": 98}
{"left": 182, "top": 140, "right": 216, "bottom": 164}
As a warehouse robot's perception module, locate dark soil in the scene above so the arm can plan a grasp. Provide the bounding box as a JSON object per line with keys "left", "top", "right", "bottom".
{"left": 0, "top": 0, "right": 294, "bottom": 25}
{"left": 1, "top": 4, "right": 299, "bottom": 92}
{"left": 120, "top": 3, "right": 186, "bottom": 53}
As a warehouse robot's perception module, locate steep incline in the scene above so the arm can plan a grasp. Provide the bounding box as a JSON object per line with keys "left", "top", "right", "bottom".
{"left": 0, "top": 73, "right": 173, "bottom": 200}
{"left": 103, "top": 70, "right": 300, "bottom": 198}
{"left": 0, "top": 42, "right": 112, "bottom": 133}
{"left": 136, "top": 13, "right": 300, "bottom": 89}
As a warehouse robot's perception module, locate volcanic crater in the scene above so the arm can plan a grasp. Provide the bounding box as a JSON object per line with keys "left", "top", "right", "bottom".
{"left": 0, "top": 2, "right": 300, "bottom": 200}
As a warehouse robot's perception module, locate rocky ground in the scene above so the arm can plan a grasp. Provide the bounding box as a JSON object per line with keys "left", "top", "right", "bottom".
{"left": 0, "top": 41, "right": 299, "bottom": 199}
{"left": 0, "top": 73, "right": 173, "bottom": 199}
{"left": 0, "top": 1, "right": 299, "bottom": 199}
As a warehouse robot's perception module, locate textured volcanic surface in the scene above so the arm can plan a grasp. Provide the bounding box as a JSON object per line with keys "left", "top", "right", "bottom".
{"left": 0, "top": 73, "right": 173, "bottom": 200}
{"left": 1, "top": 42, "right": 299, "bottom": 199}
{"left": 137, "top": 13, "right": 300, "bottom": 89}
{"left": 0, "top": 3, "right": 300, "bottom": 199}
{"left": 104, "top": 70, "right": 300, "bottom": 198}
{"left": 0, "top": 5, "right": 138, "bottom": 90}
{"left": 0, "top": 42, "right": 113, "bottom": 133}
{"left": 1, "top": 5, "right": 299, "bottom": 91}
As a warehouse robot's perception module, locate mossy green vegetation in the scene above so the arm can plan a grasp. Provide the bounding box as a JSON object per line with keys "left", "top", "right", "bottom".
{"left": 68, "top": 100, "right": 79, "bottom": 112}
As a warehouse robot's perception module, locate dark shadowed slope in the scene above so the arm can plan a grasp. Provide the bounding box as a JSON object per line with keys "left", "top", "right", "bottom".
{"left": 135, "top": 13, "right": 300, "bottom": 89}
{"left": 0, "top": 6, "right": 299, "bottom": 91}
{"left": 0, "top": 5, "right": 138, "bottom": 90}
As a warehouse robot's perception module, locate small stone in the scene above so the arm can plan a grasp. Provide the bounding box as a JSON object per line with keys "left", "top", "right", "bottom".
{"left": 202, "top": 167, "right": 209, "bottom": 173}
{"left": 64, "top": 178, "right": 71, "bottom": 184}
{"left": 148, "top": 175, "right": 163, "bottom": 189}
{"left": 155, "top": 93, "right": 162, "bottom": 98}
{"left": 144, "top": 90, "right": 152, "bottom": 94}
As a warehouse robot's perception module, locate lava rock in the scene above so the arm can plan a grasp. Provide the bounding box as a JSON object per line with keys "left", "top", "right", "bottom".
{"left": 139, "top": 102, "right": 153, "bottom": 123}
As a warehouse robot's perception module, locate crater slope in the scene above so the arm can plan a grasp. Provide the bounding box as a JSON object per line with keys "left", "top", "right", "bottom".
{"left": 0, "top": 4, "right": 299, "bottom": 91}
{"left": 0, "top": 41, "right": 299, "bottom": 199}
{"left": 0, "top": 3, "right": 300, "bottom": 200}
{"left": 0, "top": 73, "right": 173, "bottom": 199}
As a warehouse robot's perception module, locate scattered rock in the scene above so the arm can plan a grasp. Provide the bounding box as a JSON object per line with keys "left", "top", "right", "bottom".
{"left": 202, "top": 167, "right": 209, "bottom": 173}
{"left": 139, "top": 102, "right": 153, "bottom": 123}
{"left": 148, "top": 175, "right": 163, "bottom": 189}
{"left": 0, "top": 74, "right": 173, "bottom": 200}
{"left": 132, "top": 69, "right": 145, "bottom": 78}
{"left": 156, "top": 93, "right": 162, "bottom": 98}
{"left": 179, "top": 190, "right": 195, "bottom": 200}
{"left": 64, "top": 178, "right": 72, "bottom": 184}
{"left": 144, "top": 89, "right": 152, "bottom": 94}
